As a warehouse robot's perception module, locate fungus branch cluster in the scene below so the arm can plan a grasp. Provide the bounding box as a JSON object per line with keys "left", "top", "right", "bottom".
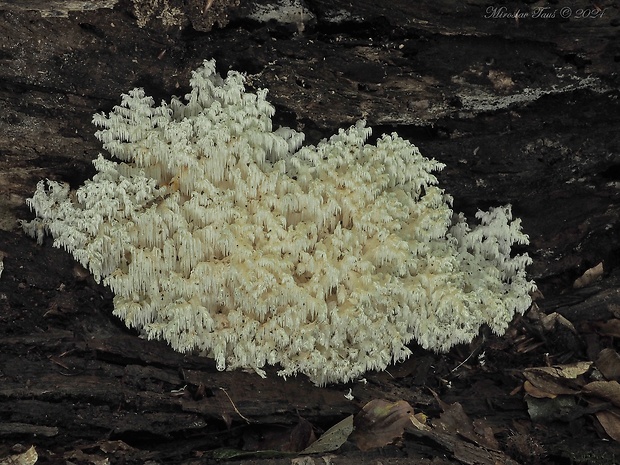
{"left": 22, "top": 60, "right": 535, "bottom": 385}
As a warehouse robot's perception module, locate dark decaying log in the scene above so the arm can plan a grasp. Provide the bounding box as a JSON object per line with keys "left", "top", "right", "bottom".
{"left": 1, "top": 1, "right": 620, "bottom": 463}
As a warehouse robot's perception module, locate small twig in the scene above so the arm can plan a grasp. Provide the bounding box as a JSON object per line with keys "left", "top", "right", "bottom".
{"left": 48, "top": 354, "right": 87, "bottom": 376}
{"left": 202, "top": 0, "right": 214, "bottom": 15}
{"left": 451, "top": 340, "right": 485, "bottom": 373}
{"left": 48, "top": 355, "right": 70, "bottom": 370}
{"left": 58, "top": 349, "right": 76, "bottom": 358}
{"left": 219, "top": 387, "right": 251, "bottom": 424}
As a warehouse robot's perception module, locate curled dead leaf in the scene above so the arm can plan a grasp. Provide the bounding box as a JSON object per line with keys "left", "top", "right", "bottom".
{"left": 351, "top": 399, "right": 416, "bottom": 451}
{"left": 409, "top": 412, "right": 430, "bottom": 431}
{"left": 526, "top": 303, "right": 576, "bottom": 333}
{"left": 573, "top": 262, "right": 603, "bottom": 289}
{"left": 540, "top": 312, "right": 576, "bottom": 333}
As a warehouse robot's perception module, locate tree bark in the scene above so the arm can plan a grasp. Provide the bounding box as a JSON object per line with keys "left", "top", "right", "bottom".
{"left": 1, "top": 1, "right": 619, "bottom": 463}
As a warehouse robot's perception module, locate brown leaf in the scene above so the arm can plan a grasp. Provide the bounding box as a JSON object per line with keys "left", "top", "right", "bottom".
{"left": 472, "top": 418, "right": 500, "bottom": 450}
{"left": 583, "top": 380, "right": 620, "bottom": 407}
{"left": 285, "top": 417, "right": 316, "bottom": 452}
{"left": 0, "top": 446, "right": 37, "bottom": 465}
{"left": 573, "top": 262, "right": 604, "bottom": 288}
{"left": 596, "top": 349, "right": 620, "bottom": 381}
{"left": 434, "top": 399, "right": 499, "bottom": 450}
{"left": 409, "top": 412, "right": 430, "bottom": 431}
{"left": 242, "top": 422, "right": 313, "bottom": 452}
{"left": 351, "top": 399, "right": 415, "bottom": 451}
{"left": 526, "top": 304, "right": 576, "bottom": 333}
{"left": 594, "top": 408, "right": 620, "bottom": 442}
{"left": 528, "top": 362, "right": 592, "bottom": 379}
{"left": 405, "top": 394, "right": 520, "bottom": 465}
{"left": 523, "top": 380, "right": 557, "bottom": 399}
{"left": 594, "top": 319, "right": 620, "bottom": 338}
{"left": 240, "top": 418, "right": 316, "bottom": 452}
{"left": 98, "top": 440, "right": 134, "bottom": 454}
{"left": 540, "top": 312, "right": 577, "bottom": 333}
{"left": 301, "top": 415, "right": 353, "bottom": 454}
{"left": 522, "top": 366, "right": 584, "bottom": 396}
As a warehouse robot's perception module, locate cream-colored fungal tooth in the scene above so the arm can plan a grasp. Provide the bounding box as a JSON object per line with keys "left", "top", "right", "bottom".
{"left": 22, "top": 59, "right": 536, "bottom": 386}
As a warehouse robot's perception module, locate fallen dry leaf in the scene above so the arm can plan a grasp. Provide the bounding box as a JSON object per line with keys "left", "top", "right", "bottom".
{"left": 527, "top": 361, "right": 592, "bottom": 379}
{"left": 351, "top": 399, "right": 415, "bottom": 451}
{"left": 301, "top": 415, "right": 353, "bottom": 455}
{"left": 526, "top": 303, "right": 576, "bottom": 333}
{"left": 409, "top": 412, "right": 430, "bottom": 431}
{"left": 596, "top": 348, "right": 620, "bottom": 381}
{"left": 0, "top": 446, "right": 37, "bottom": 465}
{"left": 573, "top": 262, "right": 604, "bottom": 288}
{"left": 594, "top": 408, "right": 620, "bottom": 442}
{"left": 285, "top": 417, "right": 316, "bottom": 452}
{"left": 405, "top": 393, "right": 520, "bottom": 465}
{"left": 472, "top": 418, "right": 500, "bottom": 450}
{"left": 594, "top": 319, "right": 620, "bottom": 337}
{"left": 523, "top": 380, "right": 558, "bottom": 399}
{"left": 433, "top": 397, "right": 499, "bottom": 450}
{"left": 242, "top": 417, "right": 315, "bottom": 452}
{"left": 97, "top": 440, "right": 135, "bottom": 454}
{"left": 583, "top": 380, "right": 620, "bottom": 408}
{"left": 522, "top": 363, "right": 589, "bottom": 397}
{"left": 541, "top": 312, "right": 577, "bottom": 333}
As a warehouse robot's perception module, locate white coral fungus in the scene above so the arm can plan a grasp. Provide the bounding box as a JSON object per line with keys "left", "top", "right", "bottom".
{"left": 22, "top": 60, "right": 535, "bottom": 385}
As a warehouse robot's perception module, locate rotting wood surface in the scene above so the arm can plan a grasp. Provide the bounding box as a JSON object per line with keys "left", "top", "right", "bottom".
{"left": 1, "top": 1, "right": 620, "bottom": 464}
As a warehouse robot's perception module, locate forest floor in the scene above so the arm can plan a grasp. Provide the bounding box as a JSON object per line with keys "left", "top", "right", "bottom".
{"left": 2, "top": 226, "right": 620, "bottom": 465}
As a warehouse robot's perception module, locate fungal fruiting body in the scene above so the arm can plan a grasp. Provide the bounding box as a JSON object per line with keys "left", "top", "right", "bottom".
{"left": 22, "top": 60, "right": 535, "bottom": 385}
